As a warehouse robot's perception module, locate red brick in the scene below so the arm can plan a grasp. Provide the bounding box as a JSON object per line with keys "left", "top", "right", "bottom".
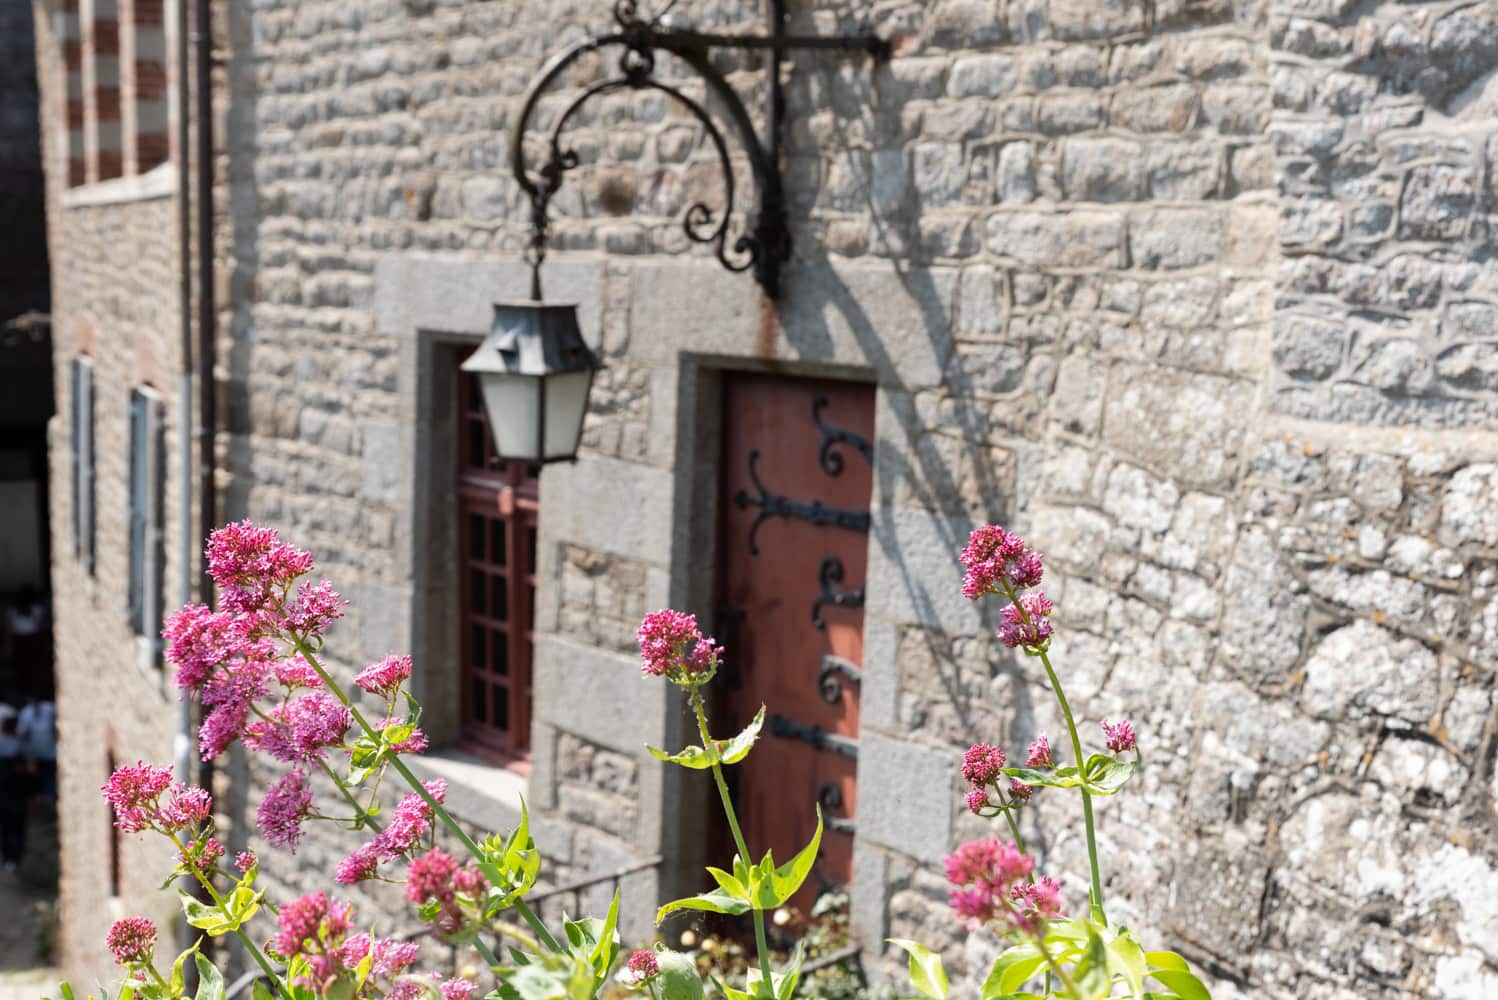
{"left": 91, "top": 19, "right": 120, "bottom": 55}
{"left": 135, "top": 132, "right": 168, "bottom": 168}
{"left": 96, "top": 150, "right": 122, "bottom": 179}
{"left": 94, "top": 87, "right": 121, "bottom": 121}
{"left": 134, "top": 61, "right": 167, "bottom": 101}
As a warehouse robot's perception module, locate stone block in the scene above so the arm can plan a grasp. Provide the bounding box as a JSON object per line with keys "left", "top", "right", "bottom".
{"left": 987, "top": 210, "right": 1125, "bottom": 268}
{"left": 628, "top": 259, "right": 957, "bottom": 389}
{"left": 361, "top": 419, "right": 402, "bottom": 502}
{"left": 1049, "top": 0, "right": 1145, "bottom": 39}
{"left": 1301, "top": 620, "right": 1440, "bottom": 726}
{"left": 856, "top": 732, "right": 954, "bottom": 865}
{"left": 533, "top": 634, "right": 668, "bottom": 752}
{"left": 1274, "top": 313, "right": 1346, "bottom": 380}
{"left": 1130, "top": 207, "right": 1223, "bottom": 269}
{"left": 1146, "top": 141, "right": 1221, "bottom": 200}
{"left": 865, "top": 506, "right": 987, "bottom": 635}
{"left": 1101, "top": 364, "right": 1251, "bottom": 487}
{"left": 1062, "top": 137, "right": 1145, "bottom": 202}
{"left": 948, "top": 55, "right": 1019, "bottom": 98}
{"left": 1111, "top": 83, "right": 1199, "bottom": 132}
{"left": 1441, "top": 464, "right": 1498, "bottom": 548}
{"left": 996, "top": 142, "right": 1036, "bottom": 203}
{"left": 1217, "top": 526, "right": 1308, "bottom": 686}
{"left": 1035, "top": 93, "right": 1107, "bottom": 133}
{"left": 1400, "top": 163, "right": 1477, "bottom": 240}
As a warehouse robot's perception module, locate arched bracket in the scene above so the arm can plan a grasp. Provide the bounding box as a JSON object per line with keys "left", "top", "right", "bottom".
{"left": 510, "top": 0, "right": 888, "bottom": 301}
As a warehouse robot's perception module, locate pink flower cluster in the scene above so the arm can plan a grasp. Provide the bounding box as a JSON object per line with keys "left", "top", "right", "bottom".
{"left": 1025, "top": 736, "right": 1053, "bottom": 768}
{"left": 960, "top": 525, "right": 1054, "bottom": 653}
{"left": 624, "top": 949, "right": 660, "bottom": 985}
{"left": 1102, "top": 718, "right": 1137, "bottom": 754}
{"left": 961, "top": 739, "right": 1046, "bottom": 816}
{"left": 635, "top": 609, "right": 723, "bottom": 683}
{"left": 164, "top": 522, "right": 350, "bottom": 766}
{"left": 336, "top": 780, "right": 448, "bottom": 884}
{"left": 997, "top": 591, "right": 1054, "bottom": 650}
{"left": 404, "top": 847, "right": 489, "bottom": 933}
{"left": 356, "top": 654, "right": 413, "bottom": 696}
{"left": 271, "top": 892, "right": 421, "bottom": 993}
{"left": 258, "top": 769, "right": 316, "bottom": 852}
{"left": 945, "top": 839, "right": 1064, "bottom": 932}
{"left": 959, "top": 525, "right": 1043, "bottom": 600}
{"left": 106, "top": 917, "right": 157, "bottom": 966}
{"left": 102, "top": 763, "right": 211, "bottom": 835}
{"left": 243, "top": 693, "right": 352, "bottom": 764}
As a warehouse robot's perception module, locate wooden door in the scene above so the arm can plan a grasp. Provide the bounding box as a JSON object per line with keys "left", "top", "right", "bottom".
{"left": 715, "top": 373, "right": 873, "bottom": 907}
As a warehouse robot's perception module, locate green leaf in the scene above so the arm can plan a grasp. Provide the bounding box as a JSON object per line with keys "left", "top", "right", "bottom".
{"left": 251, "top": 981, "right": 276, "bottom": 1000}
{"left": 179, "top": 886, "right": 261, "bottom": 937}
{"left": 1082, "top": 754, "right": 1139, "bottom": 795}
{"left": 655, "top": 952, "right": 704, "bottom": 1000}
{"left": 588, "top": 888, "right": 621, "bottom": 979}
{"left": 753, "top": 807, "right": 822, "bottom": 909}
{"left": 980, "top": 944, "right": 1046, "bottom": 999}
{"left": 170, "top": 940, "right": 202, "bottom": 997}
{"left": 887, "top": 939, "right": 948, "bottom": 1000}
{"left": 655, "top": 888, "right": 752, "bottom": 923}
{"left": 706, "top": 866, "right": 749, "bottom": 902}
{"left": 644, "top": 743, "right": 718, "bottom": 769}
{"left": 719, "top": 706, "right": 766, "bottom": 765}
{"left": 1106, "top": 932, "right": 1148, "bottom": 1000}
{"left": 1074, "top": 925, "right": 1110, "bottom": 1000}
{"left": 1001, "top": 766, "right": 1082, "bottom": 790}
{"left": 1145, "top": 952, "right": 1189, "bottom": 973}
{"left": 709, "top": 975, "right": 751, "bottom": 1000}
{"left": 192, "top": 955, "right": 225, "bottom": 1000}
{"left": 746, "top": 942, "right": 803, "bottom": 1000}
{"left": 1147, "top": 970, "right": 1210, "bottom": 1000}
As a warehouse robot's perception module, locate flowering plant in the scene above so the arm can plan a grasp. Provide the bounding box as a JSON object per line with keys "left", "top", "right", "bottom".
{"left": 889, "top": 526, "right": 1211, "bottom": 1000}
{"left": 51, "top": 520, "right": 1210, "bottom": 1000}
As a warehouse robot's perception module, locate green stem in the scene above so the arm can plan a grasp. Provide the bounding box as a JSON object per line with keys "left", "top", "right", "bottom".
{"left": 298, "top": 646, "right": 563, "bottom": 955}
{"left": 690, "top": 688, "right": 775, "bottom": 992}
{"left": 185, "top": 858, "right": 293, "bottom": 1000}
{"left": 317, "top": 757, "right": 383, "bottom": 833}
{"left": 1000, "top": 807, "right": 1027, "bottom": 858}
{"left": 473, "top": 934, "right": 503, "bottom": 970}
{"left": 1000, "top": 582, "right": 1106, "bottom": 926}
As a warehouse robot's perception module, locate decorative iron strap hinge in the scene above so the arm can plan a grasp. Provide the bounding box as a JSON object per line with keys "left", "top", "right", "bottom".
{"left": 817, "top": 653, "right": 861, "bottom": 704}
{"left": 734, "top": 450, "right": 871, "bottom": 556}
{"left": 765, "top": 713, "right": 859, "bottom": 760}
{"left": 811, "top": 556, "right": 865, "bottom": 629}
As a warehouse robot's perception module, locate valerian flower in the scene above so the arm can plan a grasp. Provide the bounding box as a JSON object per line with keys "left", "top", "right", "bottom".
{"left": 258, "top": 769, "right": 315, "bottom": 852}
{"left": 1009, "top": 875, "right": 1065, "bottom": 930}
{"left": 961, "top": 743, "right": 1006, "bottom": 786}
{"left": 996, "top": 591, "right": 1054, "bottom": 650}
{"left": 106, "top": 917, "right": 157, "bottom": 967}
{"left": 624, "top": 949, "right": 660, "bottom": 986}
{"left": 205, "top": 521, "right": 315, "bottom": 616}
{"left": 945, "top": 839, "right": 1043, "bottom": 930}
{"left": 636, "top": 609, "right": 723, "bottom": 684}
{"left": 355, "top": 653, "right": 413, "bottom": 696}
{"left": 959, "top": 525, "right": 1044, "bottom": 600}
{"left": 1024, "top": 735, "right": 1053, "bottom": 768}
{"left": 1102, "top": 718, "right": 1137, "bottom": 754}
{"left": 102, "top": 763, "right": 212, "bottom": 835}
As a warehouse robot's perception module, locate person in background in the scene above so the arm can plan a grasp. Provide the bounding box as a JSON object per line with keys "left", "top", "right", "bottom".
{"left": 17, "top": 696, "right": 55, "bottom": 798}
{"left": 0, "top": 714, "right": 26, "bottom": 872}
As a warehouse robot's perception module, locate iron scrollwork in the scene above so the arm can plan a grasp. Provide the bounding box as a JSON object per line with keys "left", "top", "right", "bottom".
{"left": 811, "top": 556, "right": 865, "bottom": 630}
{"left": 817, "top": 783, "right": 856, "bottom": 835}
{"left": 733, "top": 450, "right": 871, "bottom": 556}
{"left": 812, "top": 395, "right": 873, "bottom": 478}
{"left": 510, "top": 1, "right": 887, "bottom": 300}
{"left": 817, "top": 653, "right": 862, "bottom": 704}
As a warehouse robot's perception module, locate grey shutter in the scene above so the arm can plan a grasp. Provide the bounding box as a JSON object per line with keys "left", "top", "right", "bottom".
{"left": 145, "top": 395, "right": 166, "bottom": 661}
{"left": 128, "top": 390, "right": 147, "bottom": 633}
{"left": 70, "top": 360, "right": 81, "bottom": 557}
{"left": 78, "top": 359, "right": 95, "bottom": 575}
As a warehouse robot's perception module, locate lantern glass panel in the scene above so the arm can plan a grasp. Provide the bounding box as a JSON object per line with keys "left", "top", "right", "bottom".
{"left": 477, "top": 371, "right": 542, "bottom": 462}
{"left": 542, "top": 369, "right": 595, "bottom": 460}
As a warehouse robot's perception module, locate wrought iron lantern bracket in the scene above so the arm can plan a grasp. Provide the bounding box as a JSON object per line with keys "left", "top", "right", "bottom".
{"left": 510, "top": 0, "right": 889, "bottom": 301}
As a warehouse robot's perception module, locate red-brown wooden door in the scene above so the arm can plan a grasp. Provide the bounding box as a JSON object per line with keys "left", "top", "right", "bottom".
{"left": 715, "top": 373, "right": 873, "bottom": 908}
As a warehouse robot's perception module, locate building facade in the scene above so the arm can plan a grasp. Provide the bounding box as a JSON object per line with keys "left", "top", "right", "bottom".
{"left": 35, "top": 0, "right": 1498, "bottom": 997}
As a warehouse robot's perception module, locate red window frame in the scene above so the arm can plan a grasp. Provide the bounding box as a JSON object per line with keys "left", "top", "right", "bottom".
{"left": 457, "top": 370, "right": 539, "bottom": 765}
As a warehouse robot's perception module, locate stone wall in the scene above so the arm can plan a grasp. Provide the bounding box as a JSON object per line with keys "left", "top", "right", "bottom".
{"left": 33, "top": 0, "right": 1498, "bottom": 995}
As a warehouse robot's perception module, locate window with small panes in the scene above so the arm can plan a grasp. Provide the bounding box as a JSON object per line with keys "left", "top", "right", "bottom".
{"left": 456, "top": 368, "right": 539, "bottom": 762}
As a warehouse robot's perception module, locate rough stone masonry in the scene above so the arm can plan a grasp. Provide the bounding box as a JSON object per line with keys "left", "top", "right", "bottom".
{"left": 33, "top": 0, "right": 1498, "bottom": 996}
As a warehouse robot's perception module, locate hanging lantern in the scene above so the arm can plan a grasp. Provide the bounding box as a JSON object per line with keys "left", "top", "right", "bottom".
{"left": 460, "top": 301, "right": 602, "bottom": 464}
